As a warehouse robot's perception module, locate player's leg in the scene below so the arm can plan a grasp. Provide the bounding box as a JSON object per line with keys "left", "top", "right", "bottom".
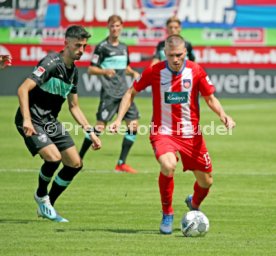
{"left": 115, "top": 102, "right": 140, "bottom": 173}
{"left": 158, "top": 152, "right": 177, "bottom": 234}
{"left": 115, "top": 119, "right": 138, "bottom": 173}
{"left": 33, "top": 144, "right": 62, "bottom": 221}
{"left": 36, "top": 144, "right": 62, "bottom": 198}
{"left": 188, "top": 170, "right": 213, "bottom": 210}
{"left": 151, "top": 136, "right": 178, "bottom": 234}
{"left": 49, "top": 146, "right": 82, "bottom": 206}
{"left": 158, "top": 152, "right": 177, "bottom": 214}
{"left": 45, "top": 122, "right": 81, "bottom": 217}
{"left": 15, "top": 122, "right": 61, "bottom": 220}
{"left": 179, "top": 135, "right": 213, "bottom": 210}
{"left": 79, "top": 95, "right": 115, "bottom": 159}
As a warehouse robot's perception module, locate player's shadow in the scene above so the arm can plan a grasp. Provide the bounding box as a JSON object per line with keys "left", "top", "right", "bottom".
{"left": 55, "top": 228, "right": 159, "bottom": 235}
{"left": 0, "top": 219, "right": 40, "bottom": 224}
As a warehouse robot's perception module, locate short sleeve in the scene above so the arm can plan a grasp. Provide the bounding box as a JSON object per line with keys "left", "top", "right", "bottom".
{"left": 29, "top": 55, "right": 56, "bottom": 86}
{"left": 70, "top": 68, "right": 78, "bottom": 94}
{"left": 90, "top": 44, "right": 102, "bottom": 67}
{"left": 198, "top": 65, "right": 216, "bottom": 96}
{"left": 133, "top": 66, "right": 152, "bottom": 92}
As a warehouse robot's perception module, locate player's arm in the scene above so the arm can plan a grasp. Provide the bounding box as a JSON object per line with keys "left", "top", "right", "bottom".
{"left": 109, "top": 86, "right": 138, "bottom": 133}
{"left": 125, "top": 47, "right": 139, "bottom": 79}
{"left": 87, "top": 65, "right": 115, "bottom": 78}
{"left": 88, "top": 45, "right": 115, "bottom": 77}
{"left": 0, "top": 55, "right": 12, "bottom": 69}
{"left": 67, "top": 93, "right": 101, "bottom": 150}
{"left": 125, "top": 65, "right": 140, "bottom": 79}
{"left": 203, "top": 94, "right": 236, "bottom": 129}
{"left": 17, "top": 78, "right": 37, "bottom": 136}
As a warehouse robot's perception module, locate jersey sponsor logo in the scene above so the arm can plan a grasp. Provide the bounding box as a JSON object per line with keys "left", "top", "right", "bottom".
{"left": 164, "top": 92, "right": 188, "bottom": 104}
{"left": 33, "top": 66, "right": 46, "bottom": 77}
{"left": 92, "top": 54, "right": 99, "bottom": 64}
{"left": 183, "top": 79, "right": 191, "bottom": 89}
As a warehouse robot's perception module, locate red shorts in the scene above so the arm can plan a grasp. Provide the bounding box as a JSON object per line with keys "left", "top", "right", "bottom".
{"left": 150, "top": 134, "right": 212, "bottom": 173}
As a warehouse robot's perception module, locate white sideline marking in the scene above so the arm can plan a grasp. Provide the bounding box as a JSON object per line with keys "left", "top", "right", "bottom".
{"left": 0, "top": 169, "right": 275, "bottom": 176}
{"left": 201, "top": 102, "right": 276, "bottom": 112}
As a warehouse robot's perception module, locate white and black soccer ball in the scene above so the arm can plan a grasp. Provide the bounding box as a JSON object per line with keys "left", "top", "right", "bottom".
{"left": 181, "top": 210, "right": 210, "bottom": 237}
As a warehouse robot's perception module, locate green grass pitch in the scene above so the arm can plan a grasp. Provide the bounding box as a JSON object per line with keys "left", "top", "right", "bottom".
{"left": 0, "top": 96, "right": 275, "bottom": 256}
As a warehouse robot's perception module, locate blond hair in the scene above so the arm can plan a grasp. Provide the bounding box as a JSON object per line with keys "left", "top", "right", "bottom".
{"left": 165, "top": 35, "right": 186, "bottom": 49}
{"left": 166, "top": 16, "right": 181, "bottom": 26}
{"left": 107, "top": 15, "right": 123, "bottom": 24}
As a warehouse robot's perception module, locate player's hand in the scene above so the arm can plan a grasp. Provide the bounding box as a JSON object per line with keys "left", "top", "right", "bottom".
{"left": 108, "top": 120, "right": 121, "bottom": 134}
{"left": 132, "top": 71, "right": 140, "bottom": 80}
{"left": 90, "top": 132, "right": 102, "bottom": 150}
{"left": 105, "top": 69, "right": 116, "bottom": 78}
{"left": 23, "top": 119, "right": 37, "bottom": 137}
{"left": 220, "top": 115, "right": 236, "bottom": 129}
{"left": 0, "top": 55, "right": 12, "bottom": 69}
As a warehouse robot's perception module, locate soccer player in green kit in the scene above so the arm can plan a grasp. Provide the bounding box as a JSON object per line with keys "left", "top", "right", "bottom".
{"left": 79, "top": 15, "right": 140, "bottom": 174}
{"left": 15, "top": 25, "right": 101, "bottom": 222}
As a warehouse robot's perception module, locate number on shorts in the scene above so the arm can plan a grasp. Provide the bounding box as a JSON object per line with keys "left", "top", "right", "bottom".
{"left": 203, "top": 152, "right": 211, "bottom": 168}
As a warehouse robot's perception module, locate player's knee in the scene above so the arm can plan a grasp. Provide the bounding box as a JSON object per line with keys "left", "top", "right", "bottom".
{"left": 41, "top": 151, "right": 62, "bottom": 162}
{"left": 71, "top": 160, "right": 83, "bottom": 169}
{"left": 203, "top": 173, "right": 213, "bottom": 188}
{"left": 161, "top": 161, "right": 177, "bottom": 175}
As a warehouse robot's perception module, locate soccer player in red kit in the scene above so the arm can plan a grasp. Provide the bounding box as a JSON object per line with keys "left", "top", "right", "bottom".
{"left": 109, "top": 35, "right": 235, "bottom": 234}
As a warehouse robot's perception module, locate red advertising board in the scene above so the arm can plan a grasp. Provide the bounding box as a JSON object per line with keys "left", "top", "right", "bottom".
{"left": 0, "top": 44, "right": 154, "bottom": 68}
{"left": 195, "top": 46, "right": 276, "bottom": 69}
{"left": 1, "top": 44, "right": 276, "bottom": 69}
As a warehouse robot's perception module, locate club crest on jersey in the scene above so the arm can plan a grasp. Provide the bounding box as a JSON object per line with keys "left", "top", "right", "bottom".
{"left": 183, "top": 79, "right": 191, "bottom": 89}
{"left": 33, "top": 66, "right": 45, "bottom": 77}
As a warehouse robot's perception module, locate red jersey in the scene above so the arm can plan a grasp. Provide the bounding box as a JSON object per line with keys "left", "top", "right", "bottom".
{"left": 133, "top": 60, "right": 215, "bottom": 138}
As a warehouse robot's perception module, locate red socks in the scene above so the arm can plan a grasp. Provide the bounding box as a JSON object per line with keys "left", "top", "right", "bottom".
{"left": 158, "top": 173, "right": 210, "bottom": 212}
{"left": 192, "top": 181, "right": 210, "bottom": 208}
{"left": 158, "top": 172, "right": 174, "bottom": 214}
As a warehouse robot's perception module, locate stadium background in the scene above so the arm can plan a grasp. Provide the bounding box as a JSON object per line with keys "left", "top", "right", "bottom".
{"left": 0, "top": 2, "right": 276, "bottom": 255}
{"left": 0, "top": 0, "right": 276, "bottom": 98}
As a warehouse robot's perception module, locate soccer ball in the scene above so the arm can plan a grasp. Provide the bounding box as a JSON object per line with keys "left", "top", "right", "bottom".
{"left": 181, "top": 210, "right": 210, "bottom": 237}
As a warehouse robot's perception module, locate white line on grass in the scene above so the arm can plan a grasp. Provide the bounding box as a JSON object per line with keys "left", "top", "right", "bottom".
{"left": 0, "top": 168, "right": 275, "bottom": 176}
{"left": 201, "top": 102, "right": 276, "bottom": 112}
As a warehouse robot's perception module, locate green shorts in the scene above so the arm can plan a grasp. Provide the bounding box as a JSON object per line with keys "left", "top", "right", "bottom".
{"left": 15, "top": 120, "right": 75, "bottom": 156}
